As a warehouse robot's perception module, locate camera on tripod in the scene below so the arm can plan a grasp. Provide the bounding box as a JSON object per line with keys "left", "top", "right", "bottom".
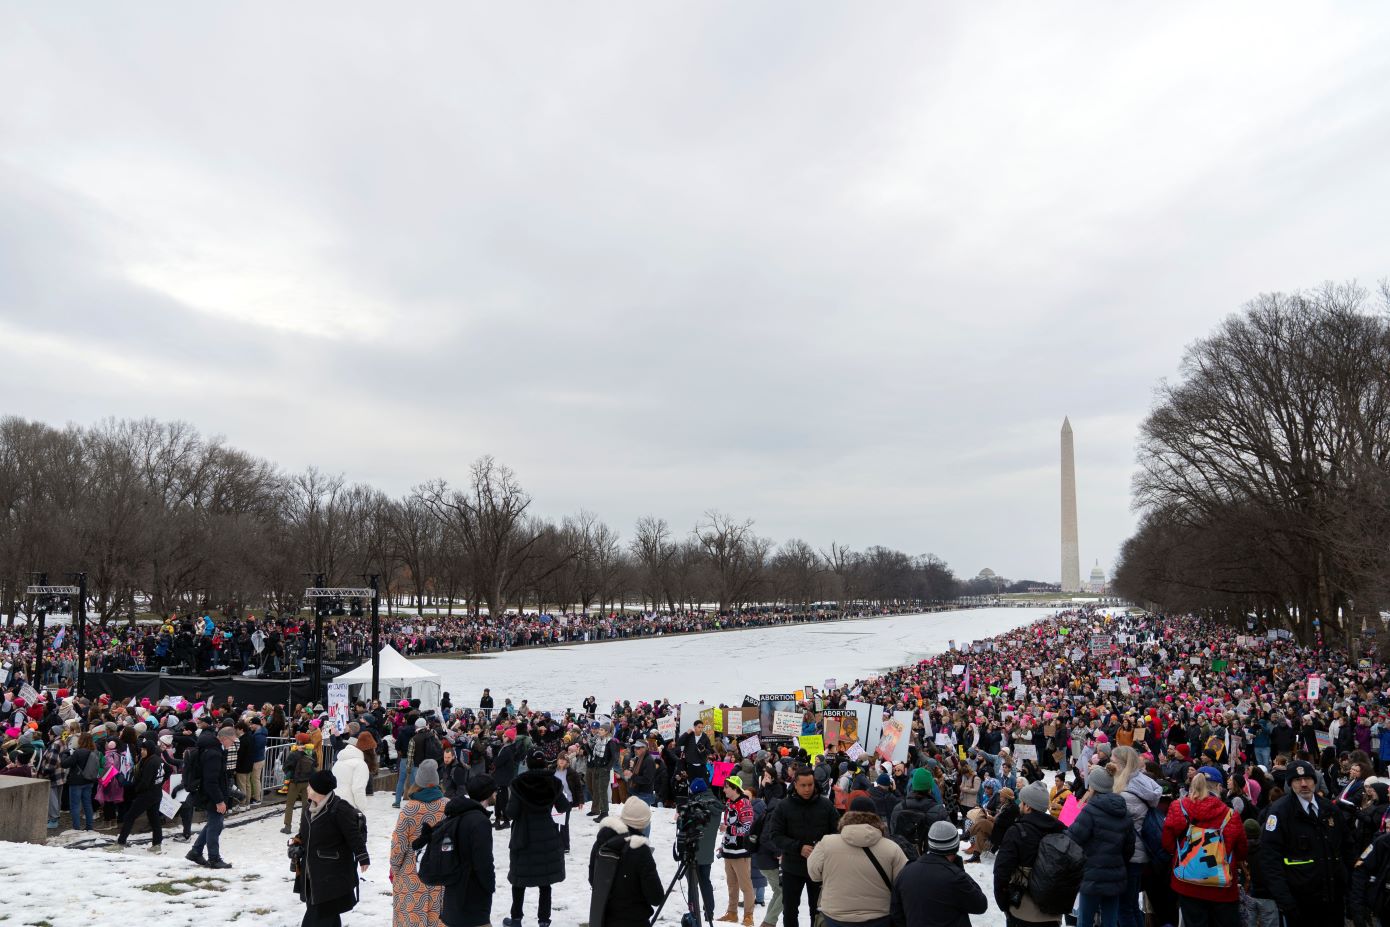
{"left": 673, "top": 798, "right": 712, "bottom": 863}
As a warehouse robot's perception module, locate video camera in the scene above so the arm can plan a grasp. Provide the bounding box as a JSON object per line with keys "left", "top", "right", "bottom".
{"left": 673, "top": 798, "right": 713, "bottom": 863}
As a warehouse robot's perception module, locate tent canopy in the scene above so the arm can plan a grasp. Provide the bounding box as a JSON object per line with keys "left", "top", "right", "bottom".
{"left": 335, "top": 644, "right": 443, "bottom": 712}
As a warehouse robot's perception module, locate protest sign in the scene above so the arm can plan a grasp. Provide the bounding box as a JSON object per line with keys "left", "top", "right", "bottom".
{"left": 846, "top": 742, "right": 865, "bottom": 761}
{"left": 739, "top": 735, "right": 761, "bottom": 758}
{"left": 823, "top": 678, "right": 837, "bottom": 691}
{"left": 711, "top": 761, "right": 735, "bottom": 787}
{"left": 657, "top": 715, "right": 678, "bottom": 742}
{"left": 1013, "top": 744, "right": 1038, "bottom": 762}
{"left": 799, "top": 735, "right": 825, "bottom": 759}
{"left": 724, "top": 709, "right": 742, "bottom": 733}
{"left": 1058, "top": 795, "right": 1084, "bottom": 827}
{"left": 935, "top": 732, "right": 951, "bottom": 746}
{"left": 19, "top": 683, "right": 40, "bottom": 705}
{"left": 680, "top": 702, "right": 705, "bottom": 735}
{"left": 1029, "top": 666, "right": 1044, "bottom": 677}
{"left": 759, "top": 694, "right": 797, "bottom": 737}
{"left": 743, "top": 718, "right": 761, "bottom": 735}
{"left": 712, "top": 708, "right": 723, "bottom": 733}
{"left": 1089, "top": 635, "right": 1112, "bottom": 654}
{"left": 1315, "top": 730, "right": 1333, "bottom": 751}
{"left": 951, "top": 665, "right": 965, "bottom": 675}
{"left": 845, "top": 700, "right": 874, "bottom": 748}
{"left": 159, "top": 791, "right": 184, "bottom": 820}
{"left": 1307, "top": 676, "right": 1321, "bottom": 701}
{"left": 700, "top": 708, "right": 715, "bottom": 730}
{"left": 772, "top": 711, "right": 802, "bottom": 737}
{"left": 1011, "top": 670, "right": 1022, "bottom": 687}
{"left": 1098, "top": 678, "right": 1117, "bottom": 692}
{"left": 327, "top": 682, "right": 349, "bottom": 735}
{"left": 822, "top": 710, "right": 854, "bottom": 748}
{"left": 1138, "top": 666, "right": 1151, "bottom": 678}
{"left": 876, "top": 711, "right": 913, "bottom": 763}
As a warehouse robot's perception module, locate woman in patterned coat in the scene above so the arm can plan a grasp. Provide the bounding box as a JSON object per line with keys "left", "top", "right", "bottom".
{"left": 390, "top": 758, "right": 448, "bottom": 927}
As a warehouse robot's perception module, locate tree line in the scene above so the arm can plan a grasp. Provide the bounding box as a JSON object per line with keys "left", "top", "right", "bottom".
{"left": 0, "top": 418, "right": 962, "bottom": 625}
{"left": 1113, "top": 280, "right": 1390, "bottom": 652}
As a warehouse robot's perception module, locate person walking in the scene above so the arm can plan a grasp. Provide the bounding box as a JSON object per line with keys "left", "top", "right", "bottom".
{"left": 111, "top": 739, "right": 165, "bottom": 853}
{"left": 992, "top": 781, "right": 1066, "bottom": 927}
{"left": 332, "top": 738, "right": 371, "bottom": 814}
{"left": 718, "top": 775, "right": 759, "bottom": 925}
{"left": 504, "top": 750, "right": 570, "bottom": 927}
{"left": 1066, "top": 767, "right": 1134, "bottom": 927}
{"left": 291, "top": 769, "right": 371, "bottom": 927}
{"left": 439, "top": 773, "right": 499, "bottom": 927}
{"left": 1260, "top": 759, "right": 1347, "bottom": 927}
{"left": 808, "top": 796, "right": 908, "bottom": 927}
{"left": 390, "top": 759, "right": 448, "bottom": 927}
{"left": 589, "top": 796, "right": 665, "bottom": 927}
{"left": 1160, "top": 771, "right": 1247, "bottom": 927}
{"left": 188, "top": 725, "right": 238, "bottom": 870}
{"left": 768, "top": 766, "right": 841, "bottom": 927}
{"left": 282, "top": 735, "right": 318, "bottom": 834}
{"left": 889, "top": 820, "right": 989, "bottom": 927}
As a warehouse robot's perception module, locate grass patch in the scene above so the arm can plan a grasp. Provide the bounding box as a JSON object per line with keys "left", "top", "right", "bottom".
{"left": 26, "top": 921, "right": 53, "bottom": 927}
{"left": 138, "top": 876, "right": 228, "bottom": 895}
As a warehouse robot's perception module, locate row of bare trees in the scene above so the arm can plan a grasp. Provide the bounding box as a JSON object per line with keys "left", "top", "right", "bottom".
{"left": 0, "top": 419, "right": 962, "bottom": 626}
{"left": 1113, "top": 281, "right": 1390, "bottom": 652}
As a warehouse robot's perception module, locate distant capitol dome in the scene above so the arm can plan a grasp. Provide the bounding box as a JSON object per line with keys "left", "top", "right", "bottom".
{"left": 977, "top": 568, "right": 997, "bottom": 579}
{"left": 1086, "top": 560, "right": 1106, "bottom": 593}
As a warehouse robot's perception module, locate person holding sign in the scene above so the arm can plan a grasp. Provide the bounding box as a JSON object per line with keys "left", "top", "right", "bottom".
{"left": 680, "top": 718, "right": 715, "bottom": 783}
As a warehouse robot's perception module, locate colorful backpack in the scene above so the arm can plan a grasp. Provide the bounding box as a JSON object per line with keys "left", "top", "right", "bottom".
{"left": 1172, "top": 803, "right": 1234, "bottom": 888}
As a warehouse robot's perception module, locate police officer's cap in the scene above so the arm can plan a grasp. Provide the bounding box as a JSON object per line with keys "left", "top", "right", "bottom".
{"left": 1287, "top": 759, "right": 1318, "bottom": 781}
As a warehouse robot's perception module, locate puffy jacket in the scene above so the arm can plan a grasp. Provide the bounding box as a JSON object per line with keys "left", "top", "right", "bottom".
{"left": 1067, "top": 792, "right": 1135, "bottom": 897}
{"left": 439, "top": 795, "right": 497, "bottom": 927}
{"left": 767, "top": 789, "right": 840, "bottom": 875}
{"left": 993, "top": 807, "right": 1065, "bottom": 921}
{"left": 1120, "top": 772, "right": 1163, "bottom": 864}
{"left": 1160, "top": 794, "right": 1247, "bottom": 902}
{"left": 890, "top": 852, "right": 989, "bottom": 927}
{"left": 507, "top": 768, "right": 569, "bottom": 887}
{"left": 331, "top": 744, "right": 370, "bottom": 813}
{"left": 589, "top": 816, "right": 665, "bottom": 927}
{"left": 808, "top": 811, "right": 908, "bottom": 922}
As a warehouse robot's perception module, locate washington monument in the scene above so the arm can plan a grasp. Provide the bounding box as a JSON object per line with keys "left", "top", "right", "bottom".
{"left": 1060, "top": 417, "right": 1081, "bottom": 592}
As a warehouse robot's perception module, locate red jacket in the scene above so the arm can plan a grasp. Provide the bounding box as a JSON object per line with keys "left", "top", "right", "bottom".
{"left": 1161, "top": 795, "right": 1248, "bottom": 902}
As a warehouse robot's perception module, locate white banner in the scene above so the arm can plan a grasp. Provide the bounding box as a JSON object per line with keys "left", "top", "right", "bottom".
{"left": 739, "top": 734, "right": 761, "bottom": 758}
{"left": 772, "top": 711, "right": 802, "bottom": 737}
{"left": 327, "top": 683, "right": 350, "bottom": 736}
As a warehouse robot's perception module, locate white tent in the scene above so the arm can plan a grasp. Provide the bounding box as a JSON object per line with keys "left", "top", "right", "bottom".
{"left": 333, "top": 645, "right": 443, "bottom": 712}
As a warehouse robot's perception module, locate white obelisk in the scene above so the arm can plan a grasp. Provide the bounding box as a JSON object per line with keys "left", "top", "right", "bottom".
{"left": 1060, "top": 417, "right": 1081, "bottom": 592}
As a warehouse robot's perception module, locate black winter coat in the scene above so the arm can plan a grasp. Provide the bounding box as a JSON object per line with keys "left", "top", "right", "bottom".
{"left": 888, "top": 791, "right": 949, "bottom": 841}
{"left": 61, "top": 747, "right": 97, "bottom": 787}
{"left": 589, "top": 817, "right": 665, "bottom": 927}
{"left": 293, "top": 794, "right": 370, "bottom": 908}
{"left": 869, "top": 785, "right": 900, "bottom": 823}
{"left": 507, "top": 768, "right": 570, "bottom": 887}
{"left": 767, "top": 790, "right": 839, "bottom": 876}
{"left": 992, "top": 809, "right": 1064, "bottom": 911}
{"left": 193, "top": 729, "right": 229, "bottom": 806}
{"left": 440, "top": 796, "right": 497, "bottom": 927}
{"left": 890, "top": 852, "right": 989, "bottom": 927}
{"left": 1067, "top": 792, "right": 1135, "bottom": 897}
{"left": 493, "top": 744, "right": 518, "bottom": 789}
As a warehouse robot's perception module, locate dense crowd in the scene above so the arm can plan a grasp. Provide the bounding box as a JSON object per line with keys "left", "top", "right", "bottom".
{"left": 5, "top": 605, "right": 1390, "bottom": 927}
{"left": 1, "top": 603, "right": 929, "bottom": 684}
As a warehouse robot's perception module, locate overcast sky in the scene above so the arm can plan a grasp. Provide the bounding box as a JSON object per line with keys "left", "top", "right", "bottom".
{"left": 3, "top": 4, "right": 1389, "bottom": 582}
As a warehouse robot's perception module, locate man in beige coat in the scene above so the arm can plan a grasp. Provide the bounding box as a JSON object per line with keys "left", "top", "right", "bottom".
{"left": 808, "top": 798, "right": 909, "bottom": 926}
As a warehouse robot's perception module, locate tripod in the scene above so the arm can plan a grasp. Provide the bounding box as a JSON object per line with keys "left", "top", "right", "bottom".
{"left": 649, "top": 853, "right": 702, "bottom": 927}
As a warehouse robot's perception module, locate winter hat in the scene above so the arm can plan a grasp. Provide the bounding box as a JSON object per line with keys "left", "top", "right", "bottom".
{"left": 620, "top": 796, "right": 652, "bottom": 831}
{"left": 295, "top": 732, "right": 311, "bottom": 744}
{"left": 526, "top": 749, "right": 547, "bottom": 770}
{"left": 689, "top": 777, "right": 709, "bottom": 795}
{"left": 1020, "top": 781, "right": 1051, "bottom": 813}
{"left": 876, "top": 773, "right": 893, "bottom": 787}
{"left": 133, "top": 722, "right": 147, "bottom": 735}
{"left": 909, "top": 767, "right": 933, "bottom": 793}
{"left": 724, "top": 775, "right": 743, "bottom": 792}
{"left": 849, "top": 795, "right": 877, "bottom": 813}
{"left": 467, "top": 773, "right": 496, "bottom": 802}
{"left": 414, "top": 759, "right": 440, "bottom": 788}
{"left": 415, "top": 718, "right": 427, "bottom": 730}
{"left": 504, "top": 728, "right": 516, "bottom": 742}
{"left": 308, "top": 769, "right": 337, "bottom": 794}
{"left": 1087, "top": 767, "right": 1114, "bottom": 794}
{"left": 1198, "top": 766, "right": 1226, "bottom": 787}
{"left": 927, "top": 820, "right": 960, "bottom": 855}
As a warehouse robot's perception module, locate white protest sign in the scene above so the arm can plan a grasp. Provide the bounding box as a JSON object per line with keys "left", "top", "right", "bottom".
{"left": 1098, "top": 678, "right": 1118, "bottom": 692}
{"left": 1011, "top": 670, "right": 1022, "bottom": 687}
{"left": 159, "top": 791, "right": 183, "bottom": 819}
{"left": 1138, "top": 666, "right": 1151, "bottom": 678}
{"left": 823, "top": 678, "right": 837, "bottom": 691}
{"left": 1013, "top": 744, "right": 1038, "bottom": 762}
{"left": 658, "top": 715, "right": 678, "bottom": 742}
{"left": 1307, "top": 675, "right": 1321, "bottom": 701}
{"left": 772, "top": 711, "right": 802, "bottom": 737}
{"left": 739, "top": 734, "right": 761, "bottom": 758}
{"left": 327, "top": 683, "right": 349, "bottom": 735}
{"left": 951, "top": 665, "right": 965, "bottom": 676}
{"left": 19, "top": 684, "right": 40, "bottom": 705}
{"left": 846, "top": 742, "right": 865, "bottom": 761}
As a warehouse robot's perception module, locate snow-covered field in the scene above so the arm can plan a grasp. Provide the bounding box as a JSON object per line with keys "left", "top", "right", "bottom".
{"left": 418, "top": 606, "right": 1056, "bottom": 712}
{"left": 11, "top": 791, "right": 1008, "bottom": 927}
{"left": 4, "top": 607, "right": 1051, "bottom": 926}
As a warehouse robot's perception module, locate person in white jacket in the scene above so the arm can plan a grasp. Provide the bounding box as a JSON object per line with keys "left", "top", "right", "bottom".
{"left": 332, "top": 742, "right": 371, "bottom": 813}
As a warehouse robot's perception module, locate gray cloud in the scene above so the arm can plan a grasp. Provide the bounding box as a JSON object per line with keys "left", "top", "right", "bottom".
{"left": 3, "top": 3, "right": 1389, "bottom": 581}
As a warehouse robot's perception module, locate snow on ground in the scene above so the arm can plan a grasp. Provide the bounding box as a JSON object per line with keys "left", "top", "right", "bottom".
{"left": 4, "top": 608, "right": 1047, "bottom": 926}
{"left": 8, "top": 789, "right": 1008, "bottom": 927}
{"left": 418, "top": 606, "right": 1057, "bottom": 712}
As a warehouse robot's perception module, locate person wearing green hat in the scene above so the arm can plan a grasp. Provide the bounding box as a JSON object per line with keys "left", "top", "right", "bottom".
{"left": 719, "top": 776, "right": 756, "bottom": 924}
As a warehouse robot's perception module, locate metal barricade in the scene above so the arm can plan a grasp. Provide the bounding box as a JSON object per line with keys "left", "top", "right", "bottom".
{"left": 261, "top": 738, "right": 336, "bottom": 795}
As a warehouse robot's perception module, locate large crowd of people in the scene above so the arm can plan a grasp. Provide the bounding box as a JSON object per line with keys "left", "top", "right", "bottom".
{"left": 5, "top": 605, "right": 1390, "bottom": 927}
{"left": 1, "top": 602, "right": 932, "bottom": 685}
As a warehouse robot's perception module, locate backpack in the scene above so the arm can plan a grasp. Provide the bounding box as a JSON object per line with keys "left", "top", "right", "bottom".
{"left": 894, "top": 809, "right": 931, "bottom": 855}
{"left": 82, "top": 750, "right": 101, "bottom": 782}
{"left": 1172, "top": 804, "right": 1234, "bottom": 889}
{"left": 413, "top": 811, "right": 471, "bottom": 887}
{"left": 1140, "top": 804, "right": 1171, "bottom": 867}
{"left": 183, "top": 747, "right": 203, "bottom": 797}
{"left": 1028, "top": 832, "right": 1086, "bottom": 916}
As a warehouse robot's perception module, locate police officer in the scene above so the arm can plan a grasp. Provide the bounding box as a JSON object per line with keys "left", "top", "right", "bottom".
{"left": 1350, "top": 820, "right": 1390, "bottom": 927}
{"left": 1260, "top": 758, "right": 1347, "bottom": 927}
